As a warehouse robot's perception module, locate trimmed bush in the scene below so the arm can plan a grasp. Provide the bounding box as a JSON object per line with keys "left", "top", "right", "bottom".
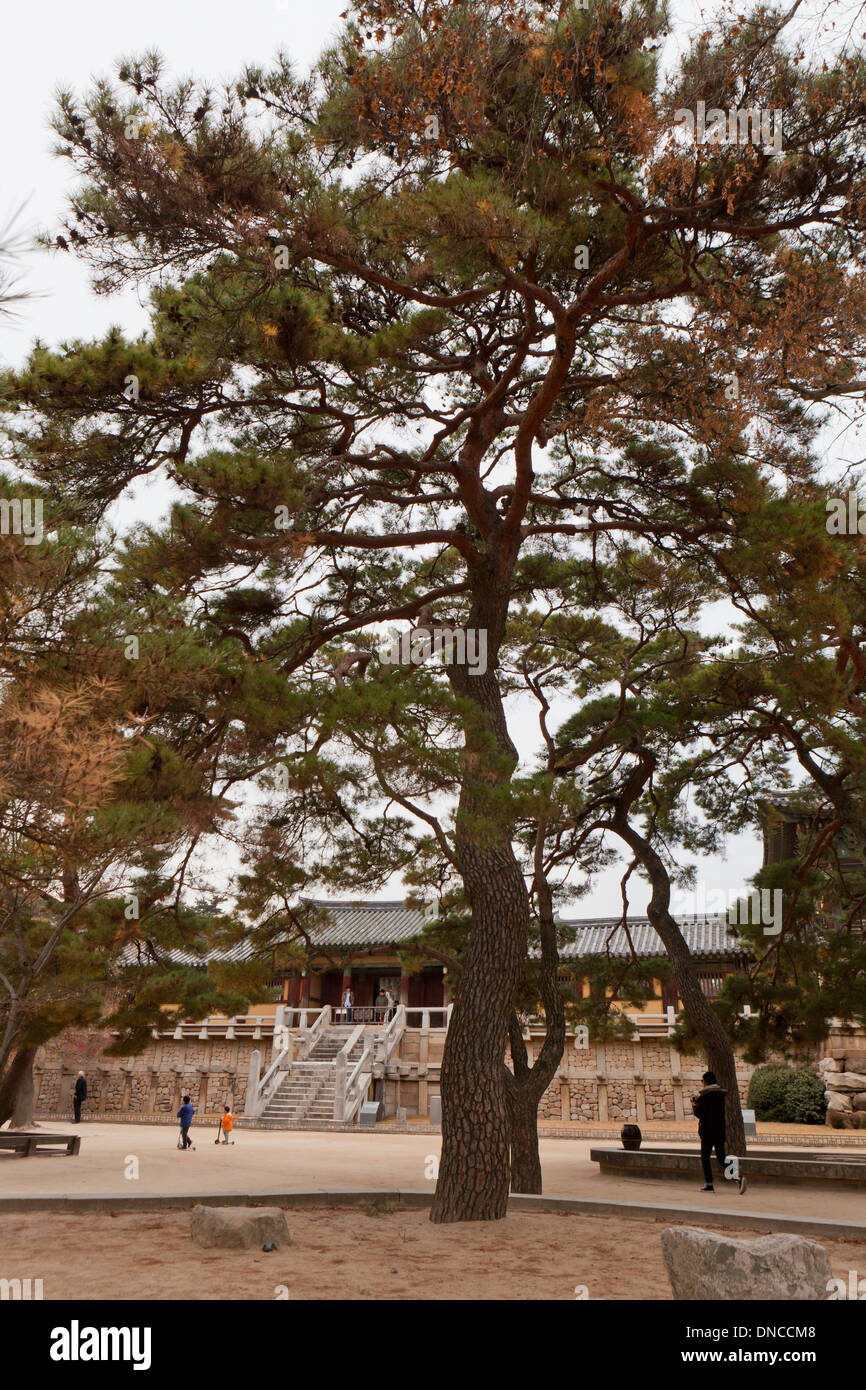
{"left": 747, "top": 1064, "right": 827, "bottom": 1125}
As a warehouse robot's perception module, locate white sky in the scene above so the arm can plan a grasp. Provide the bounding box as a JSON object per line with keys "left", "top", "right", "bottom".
{"left": 2, "top": 0, "right": 850, "bottom": 917}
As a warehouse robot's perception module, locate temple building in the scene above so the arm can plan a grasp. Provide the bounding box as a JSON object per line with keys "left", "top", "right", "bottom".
{"left": 31, "top": 902, "right": 756, "bottom": 1128}
{"left": 259, "top": 900, "right": 747, "bottom": 1021}
{"left": 31, "top": 799, "right": 860, "bottom": 1127}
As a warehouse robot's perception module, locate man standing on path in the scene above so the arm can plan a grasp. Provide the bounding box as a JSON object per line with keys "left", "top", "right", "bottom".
{"left": 73, "top": 1071, "right": 87, "bottom": 1123}
{"left": 342, "top": 986, "right": 354, "bottom": 1023}
{"left": 692, "top": 1070, "right": 747, "bottom": 1195}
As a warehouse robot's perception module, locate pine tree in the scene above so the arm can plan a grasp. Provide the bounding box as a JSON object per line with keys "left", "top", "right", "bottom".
{"left": 4, "top": 0, "right": 866, "bottom": 1215}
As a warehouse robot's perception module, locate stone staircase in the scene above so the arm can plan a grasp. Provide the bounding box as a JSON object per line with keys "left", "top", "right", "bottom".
{"left": 261, "top": 1026, "right": 370, "bottom": 1125}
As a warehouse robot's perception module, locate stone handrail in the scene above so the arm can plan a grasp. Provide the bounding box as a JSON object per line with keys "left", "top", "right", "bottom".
{"left": 330, "top": 1025, "right": 366, "bottom": 1122}
{"left": 346, "top": 1042, "right": 372, "bottom": 1093}
{"left": 248, "top": 1045, "right": 290, "bottom": 1117}
{"left": 298, "top": 1004, "right": 332, "bottom": 1060}
{"left": 403, "top": 1005, "right": 451, "bottom": 1029}
{"left": 377, "top": 1004, "right": 407, "bottom": 1062}
{"left": 332, "top": 1023, "right": 373, "bottom": 1123}
{"left": 278, "top": 1005, "right": 327, "bottom": 1030}
{"left": 342, "top": 1044, "right": 374, "bottom": 1124}
{"left": 341, "top": 1022, "right": 367, "bottom": 1059}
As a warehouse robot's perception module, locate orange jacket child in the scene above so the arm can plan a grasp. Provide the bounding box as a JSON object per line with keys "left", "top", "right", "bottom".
{"left": 219, "top": 1108, "right": 234, "bottom": 1143}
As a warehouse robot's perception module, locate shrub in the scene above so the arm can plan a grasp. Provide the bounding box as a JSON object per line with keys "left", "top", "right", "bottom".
{"left": 747, "top": 1064, "right": 827, "bottom": 1125}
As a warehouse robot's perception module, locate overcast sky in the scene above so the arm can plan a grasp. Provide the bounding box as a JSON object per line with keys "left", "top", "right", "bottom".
{"left": 1, "top": 0, "right": 851, "bottom": 917}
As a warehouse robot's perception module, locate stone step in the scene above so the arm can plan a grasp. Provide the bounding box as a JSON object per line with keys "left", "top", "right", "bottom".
{"left": 269, "top": 1088, "right": 336, "bottom": 1105}
{"left": 309, "top": 1048, "right": 365, "bottom": 1060}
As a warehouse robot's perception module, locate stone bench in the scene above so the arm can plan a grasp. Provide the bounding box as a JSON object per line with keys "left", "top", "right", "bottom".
{"left": 591, "top": 1145, "right": 866, "bottom": 1187}
{"left": 0, "top": 1131, "right": 81, "bottom": 1158}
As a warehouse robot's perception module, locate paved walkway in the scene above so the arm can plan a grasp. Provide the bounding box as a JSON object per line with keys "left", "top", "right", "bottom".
{"left": 3, "top": 1122, "right": 865, "bottom": 1230}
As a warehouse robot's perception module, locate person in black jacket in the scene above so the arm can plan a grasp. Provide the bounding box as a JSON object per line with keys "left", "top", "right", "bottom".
{"left": 73, "top": 1071, "right": 87, "bottom": 1123}
{"left": 691, "top": 1071, "right": 747, "bottom": 1194}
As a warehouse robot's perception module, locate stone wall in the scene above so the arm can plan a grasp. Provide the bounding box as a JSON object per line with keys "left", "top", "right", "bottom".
{"left": 529, "top": 1033, "right": 755, "bottom": 1125}
{"left": 34, "top": 1022, "right": 808, "bottom": 1123}
{"left": 820, "top": 1048, "right": 866, "bottom": 1130}
{"left": 33, "top": 1028, "right": 256, "bottom": 1120}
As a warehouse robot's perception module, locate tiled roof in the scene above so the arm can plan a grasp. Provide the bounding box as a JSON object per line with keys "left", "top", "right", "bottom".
{"left": 121, "top": 901, "right": 745, "bottom": 968}
{"left": 297, "top": 898, "right": 432, "bottom": 949}
{"left": 556, "top": 915, "right": 744, "bottom": 960}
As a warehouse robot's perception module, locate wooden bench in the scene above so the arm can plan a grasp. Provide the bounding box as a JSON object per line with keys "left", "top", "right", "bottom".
{"left": 0, "top": 1131, "right": 81, "bottom": 1158}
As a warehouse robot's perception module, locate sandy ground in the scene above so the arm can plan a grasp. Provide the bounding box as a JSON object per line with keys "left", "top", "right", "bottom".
{"left": 3, "top": 1123, "right": 865, "bottom": 1229}
{"left": 1, "top": 1205, "right": 865, "bottom": 1300}
{"left": 3, "top": 1124, "right": 866, "bottom": 1300}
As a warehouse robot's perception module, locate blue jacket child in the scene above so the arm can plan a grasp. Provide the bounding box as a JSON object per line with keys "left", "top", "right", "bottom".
{"left": 177, "top": 1095, "right": 196, "bottom": 1149}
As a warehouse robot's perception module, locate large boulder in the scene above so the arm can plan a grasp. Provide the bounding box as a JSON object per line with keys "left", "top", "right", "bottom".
{"left": 819, "top": 1056, "right": 843, "bottom": 1073}
{"left": 190, "top": 1204, "right": 292, "bottom": 1250}
{"left": 826, "top": 1091, "right": 853, "bottom": 1111}
{"left": 827, "top": 1109, "right": 866, "bottom": 1128}
{"left": 852, "top": 1093, "right": 866, "bottom": 1112}
{"left": 845, "top": 1051, "right": 866, "bottom": 1071}
{"left": 828, "top": 1072, "right": 866, "bottom": 1093}
{"left": 662, "top": 1227, "right": 832, "bottom": 1301}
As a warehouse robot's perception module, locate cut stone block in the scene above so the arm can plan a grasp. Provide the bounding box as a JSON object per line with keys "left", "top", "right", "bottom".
{"left": 826, "top": 1091, "right": 853, "bottom": 1111}
{"left": 190, "top": 1204, "right": 291, "bottom": 1250}
{"left": 826, "top": 1072, "right": 866, "bottom": 1093}
{"left": 662, "top": 1226, "right": 832, "bottom": 1301}
{"left": 827, "top": 1109, "right": 866, "bottom": 1129}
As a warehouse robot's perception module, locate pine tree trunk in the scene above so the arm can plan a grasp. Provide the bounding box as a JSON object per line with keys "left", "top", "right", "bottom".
{"left": 505, "top": 875, "right": 567, "bottom": 1194}
{"left": 11, "top": 1048, "right": 37, "bottom": 1128}
{"left": 508, "top": 1083, "right": 543, "bottom": 1192}
{"left": 506, "top": 1013, "right": 543, "bottom": 1193}
{"left": 611, "top": 797, "right": 747, "bottom": 1155}
{"left": 430, "top": 664, "right": 529, "bottom": 1223}
{"left": 651, "top": 913, "right": 746, "bottom": 1152}
{"left": 0, "top": 1046, "right": 36, "bottom": 1128}
{"left": 430, "top": 853, "right": 529, "bottom": 1221}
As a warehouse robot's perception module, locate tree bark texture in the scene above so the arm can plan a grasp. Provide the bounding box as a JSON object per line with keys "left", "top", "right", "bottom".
{"left": 431, "top": 663, "right": 530, "bottom": 1222}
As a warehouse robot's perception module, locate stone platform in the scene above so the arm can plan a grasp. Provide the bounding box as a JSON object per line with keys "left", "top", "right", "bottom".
{"left": 591, "top": 1144, "right": 866, "bottom": 1187}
